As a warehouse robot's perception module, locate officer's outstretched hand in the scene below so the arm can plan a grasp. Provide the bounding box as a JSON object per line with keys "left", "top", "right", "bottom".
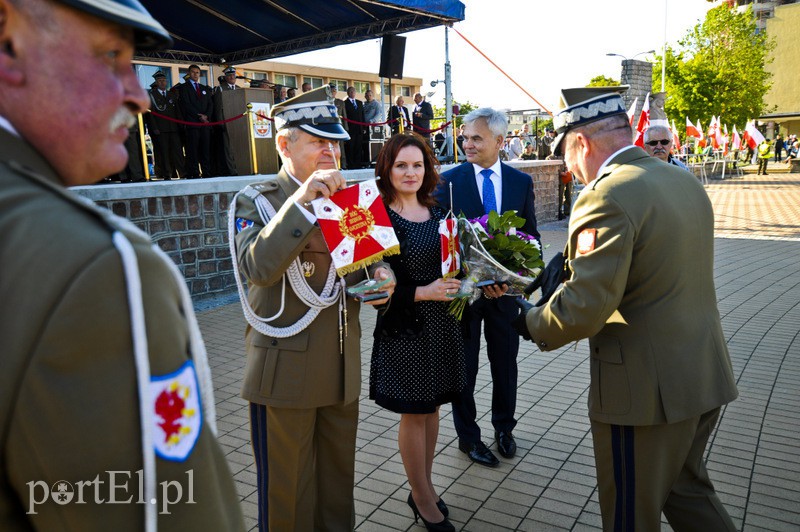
{"left": 513, "top": 298, "right": 534, "bottom": 341}
{"left": 524, "top": 252, "right": 567, "bottom": 307}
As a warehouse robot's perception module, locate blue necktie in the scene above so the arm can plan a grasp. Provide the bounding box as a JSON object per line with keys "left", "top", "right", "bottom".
{"left": 481, "top": 169, "right": 497, "bottom": 214}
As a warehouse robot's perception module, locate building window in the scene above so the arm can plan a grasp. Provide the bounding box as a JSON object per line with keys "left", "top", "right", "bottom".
{"left": 134, "top": 64, "right": 172, "bottom": 89}
{"left": 354, "top": 81, "right": 370, "bottom": 94}
{"left": 244, "top": 70, "right": 268, "bottom": 81}
{"left": 303, "top": 76, "right": 323, "bottom": 89}
{"left": 399, "top": 86, "right": 411, "bottom": 97}
{"left": 329, "top": 79, "right": 348, "bottom": 92}
{"left": 274, "top": 74, "right": 297, "bottom": 88}
{"left": 178, "top": 67, "right": 208, "bottom": 86}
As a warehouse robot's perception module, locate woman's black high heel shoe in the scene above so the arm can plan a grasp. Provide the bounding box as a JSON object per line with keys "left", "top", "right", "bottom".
{"left": 407, "top": 492, "right": 455, "bottom": 532}
{"left": 436, "top": 497, "right": 449, "bottom": 518}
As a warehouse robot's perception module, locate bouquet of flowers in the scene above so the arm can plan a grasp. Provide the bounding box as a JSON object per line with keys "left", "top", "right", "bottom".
{"left": 448, "top": 210, "right": 544, "bottom": 319}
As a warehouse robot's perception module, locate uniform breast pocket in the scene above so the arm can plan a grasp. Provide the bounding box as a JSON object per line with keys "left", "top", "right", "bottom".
{"left": 589, "top": 334, "right": 631, "bottom": 415}
{"left": 252, "top": 333, "right": 309, "bottom": 400}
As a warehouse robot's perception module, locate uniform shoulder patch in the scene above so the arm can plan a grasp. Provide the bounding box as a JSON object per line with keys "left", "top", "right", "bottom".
{"left": 150, "top": 360, "right": 202, "bottom": 462}
{"left": 235, "top": 217, "right": 255, "bottom": 232}
{"left": 577, "top": 228, "right": 597, "bottom": 254}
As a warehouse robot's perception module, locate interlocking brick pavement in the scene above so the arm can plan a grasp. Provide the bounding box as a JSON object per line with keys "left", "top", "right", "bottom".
{"left": 198, "top": 174, "right": 800, "bottom": 531}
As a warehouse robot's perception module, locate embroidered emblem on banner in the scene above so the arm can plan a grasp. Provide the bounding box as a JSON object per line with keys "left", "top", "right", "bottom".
{"left": 235, "top": 217, "right": 255, "bottom": 232}
{"left": 577, "top": 229, "right": 597, "bottom": 255}
{"left": 150, "top": 360, "right": 202, "bottom": 462}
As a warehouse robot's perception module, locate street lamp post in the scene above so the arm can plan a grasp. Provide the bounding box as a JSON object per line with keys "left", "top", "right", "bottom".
{"left": 605, "top": 49, "right": 656, "bottom": 62}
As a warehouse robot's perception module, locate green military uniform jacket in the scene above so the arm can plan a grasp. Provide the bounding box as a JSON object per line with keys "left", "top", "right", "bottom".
{"left": 0, "top": 128, "right": 244, "bottom": 530}
{"left": 233, "top": 170, "right": 380, "bottom": 409}
{"left": 525, "top": 146, "right": 738, "bottom": 426}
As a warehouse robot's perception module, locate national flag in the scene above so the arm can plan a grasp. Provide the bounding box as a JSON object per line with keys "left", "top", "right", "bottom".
{"left": 722, "top": 124, "right": 729, "bottom": 155}
{"left": 708, "top": 116, "right": 720, "bottom": 150}
{"left": 439, "top": 217, "right": 460, "bottom": 278}
{"left": 671, "top": 119, "right": 682, "bottom": 153}
{"left": 732, "top": 125, "right": 742, "bottom": 151}
{"left": 744, "top": 121, "right": 765, "bottom": 149}
{"left": 627, "top": 98, "right": 638, "bottom": 126}
{"left": 633, "top": 92, "right": 650, "bottom": 148}
{"left": 686, "top": 117, "right": 702, "bottom": 140}
{"left": 311, "top": 179, "right": 400, "bottom": 276}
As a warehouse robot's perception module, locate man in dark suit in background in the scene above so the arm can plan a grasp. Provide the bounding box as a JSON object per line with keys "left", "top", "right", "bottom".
{"left": 435, "top": 107, "right": 540, "bottom": 468}
{"left": 178, "top": 64, "right": 214, "bottom": 178}
{"left": 388, "top": 95, "right": 411, "bottom": 136}
{"left": 146, "top": 70, "right": 185, "bottom": 180}
{"left": 344, "top": 86, "right": 366, "bottom": 168}
{"left": 212, "top": 66, "right": 238, "bottom": 176}
{"left": 412, "top": 92, "right": 434, "bottom": 140}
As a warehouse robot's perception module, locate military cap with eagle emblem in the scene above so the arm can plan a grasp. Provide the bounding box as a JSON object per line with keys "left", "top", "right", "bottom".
{"left": 269, "top": 86, "right": 350, "bottom": 141}
{"left": 223, "top": 66, "right": 237, "bottom": 75}
{"left": 551, "top": 85, "right": 629, "bottom": 156}
{"left": 56, "top": 0, "right": 172, "bottom": 50}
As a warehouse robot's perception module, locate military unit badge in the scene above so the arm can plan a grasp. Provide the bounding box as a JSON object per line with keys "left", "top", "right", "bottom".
{"left": 150, "top": 360, "right": 202, "bottom": 462}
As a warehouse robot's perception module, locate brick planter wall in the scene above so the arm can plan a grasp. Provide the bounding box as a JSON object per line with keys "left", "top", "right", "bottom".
{"left": 73, "top": 161, "right": 562, "bottom": 300}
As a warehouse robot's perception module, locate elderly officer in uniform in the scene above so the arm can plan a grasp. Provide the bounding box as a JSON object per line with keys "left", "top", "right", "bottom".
{"left": 230, "top": 86, "right": 395, "bottom": 531}
{"left": 0, "top": 0, "right": 244, "bottom": 530}
{"left": 146, "top": 70, "right": 185, "bottom": 180}
{"left": 515, "top": 87, "right": 738, "bottom": 531}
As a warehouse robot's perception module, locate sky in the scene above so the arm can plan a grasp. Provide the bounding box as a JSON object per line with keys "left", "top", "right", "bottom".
{"left": 273, "top": 0, "right": 716, "bottom": 114}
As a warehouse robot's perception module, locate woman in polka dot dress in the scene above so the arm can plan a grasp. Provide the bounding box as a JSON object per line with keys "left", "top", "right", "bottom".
{"left": 370, "top": 133, "right": 466, "bottom": 532}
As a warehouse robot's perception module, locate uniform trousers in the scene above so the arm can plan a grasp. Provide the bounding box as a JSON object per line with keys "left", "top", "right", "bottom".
{"left": 591, "top": 407, "right": 736, "bottom": 532}
{"left": 250, "top": 400, "right": 358, "bottom": 532}
{"left": 452, "top": 294, "right": 519, "bottom": 443}
{"left": 151, "top": 130, "right": 185, "bottom": 179}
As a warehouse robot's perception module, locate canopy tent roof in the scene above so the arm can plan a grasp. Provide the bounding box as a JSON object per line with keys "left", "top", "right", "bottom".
{"left": 137, "top": 0, "right": 465, "bottom": 64}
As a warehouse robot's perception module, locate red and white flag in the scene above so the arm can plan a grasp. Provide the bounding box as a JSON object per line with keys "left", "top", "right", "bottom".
{"left": 722, "top": 124, "right": 730, "bottom": 155}
{"left": 686, "top": 117, "right": 702, "bottom": 140}
{"left": 633, "top": 92, "right": 650, "bottom": 148}
{"left": 744, "top": 121, "right": 764, "bottom": 149}
{"left": 671, "top": 120, "right": 682, "bottom": 153}
{"left": 439, "top": 217, "right": 460, "bottom": 278}
{"left": 732, "top": 125, "right": 742, "bottom": 151}
{"left": 627, "top": 97, "right": 638, "bottom": 127}
{"left": 707, "top": 116, "right": 720, "bottom": 150}
{"left": 311, "top": 179, "right": 400, "bottom": 276}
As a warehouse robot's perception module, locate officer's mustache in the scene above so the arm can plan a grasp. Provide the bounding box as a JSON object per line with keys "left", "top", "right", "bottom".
{"left": 109, "top": 108, "right": 137, "bottom": 133}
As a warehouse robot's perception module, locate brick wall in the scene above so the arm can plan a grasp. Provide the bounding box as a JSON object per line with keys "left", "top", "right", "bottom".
{"left": 73, "top": 162, "right": 562, "bottom": 300}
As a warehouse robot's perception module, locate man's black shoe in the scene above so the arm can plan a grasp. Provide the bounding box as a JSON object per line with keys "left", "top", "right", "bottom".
{"left": 496, "top": 431, "right": 517, "bottom": 458}
{"left": 458, "top": 441, "right": 499, "bottom": 467}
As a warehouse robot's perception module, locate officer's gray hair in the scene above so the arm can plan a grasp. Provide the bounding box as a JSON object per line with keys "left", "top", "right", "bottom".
{"left": 275, "top": 127, "right": 300, "bottom": 162}
{"left": 463, "top": 108, "right": 508, "bottom": 139}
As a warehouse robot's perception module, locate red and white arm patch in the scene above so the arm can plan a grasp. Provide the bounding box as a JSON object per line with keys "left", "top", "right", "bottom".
{"left": 576, "top": 228, "right": 597, "bottom": 255}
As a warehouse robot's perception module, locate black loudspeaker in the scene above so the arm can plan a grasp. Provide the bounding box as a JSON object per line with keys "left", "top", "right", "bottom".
{"left": 379, "top": 35, "right": 406, "bottom": 79}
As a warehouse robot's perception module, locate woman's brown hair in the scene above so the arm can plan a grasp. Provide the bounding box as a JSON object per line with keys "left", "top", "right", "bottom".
{"left": 375, "top": 133, "right": 441, "bottom": 208}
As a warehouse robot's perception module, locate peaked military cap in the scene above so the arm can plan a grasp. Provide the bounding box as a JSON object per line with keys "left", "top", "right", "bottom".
{"left": 57, "top": 0, "right": 172, "bottom": 50}
{"left": 551, "top": 85, "right": 629, "bottom": 156}
{"left": 223, "top": 66, "right": 237, "bottom": 75}
{"left": 270, "top": 86, "right": 350, "bottom": 141}
{"left": 152, "top": 70, "right": 166, "bottom": 80}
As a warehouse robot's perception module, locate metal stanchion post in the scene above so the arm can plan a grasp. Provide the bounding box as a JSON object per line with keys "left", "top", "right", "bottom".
{"left": 138, "top": 113, "right": 149, "bottom": 181}
{"left": 246, "top": 104, "right": 258, "bottom": 174}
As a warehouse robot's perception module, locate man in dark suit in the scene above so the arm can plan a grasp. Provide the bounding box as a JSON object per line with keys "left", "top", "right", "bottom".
{"left": 178, "top": 64, "right": 214, "bottom": 178}
{"left": 515, "top": 86, "right": 737, "bottom": 531}
{"left": 344, "top": 86, "right": 366, "bottom": 168}
{"left": 211, "top": 66, "right": 238, "bottom": 176}
{"left": 435, "top": 107, "right": 540, "bottom": 467}
{"left": 412, "top": 92, "right": 434, "bottom": 140}
{"left": 146, "top": 70, "right": 185, "bottom": 180}
{"left": 388, "top": 95, "right": 411, "bottom": 136}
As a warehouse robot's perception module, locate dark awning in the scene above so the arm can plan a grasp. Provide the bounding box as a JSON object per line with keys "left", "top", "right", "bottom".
{"left": 137, "top": 0, "right": 465, "bottom": 64}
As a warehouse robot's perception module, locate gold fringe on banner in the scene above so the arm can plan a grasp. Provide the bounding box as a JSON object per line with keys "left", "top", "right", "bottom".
{"left": 335, "top": 245, "right": 400, "bottom": 277}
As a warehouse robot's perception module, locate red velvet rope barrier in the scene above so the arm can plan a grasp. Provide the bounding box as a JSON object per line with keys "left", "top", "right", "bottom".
{"left": 147, "top": 110, "right": 248, "bottom": 127}
{"left": 340, "top": 116, "right": 451, "bottom": 133}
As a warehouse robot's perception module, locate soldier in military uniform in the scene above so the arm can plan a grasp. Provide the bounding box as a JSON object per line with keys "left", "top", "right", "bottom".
{"left": 211, "top": 66, "right": 238, "bottom": 176}
{"left": 230, "top": 87, "right": 395, "bottom": 531}
{"left": 515, "top": 87, "right": 738, "bottom": 531}
{"left": 146, "top": 70, "right": 185, "bottom": 180}
{"left": 0, "top": 0, "right": 244, "bottom": 530}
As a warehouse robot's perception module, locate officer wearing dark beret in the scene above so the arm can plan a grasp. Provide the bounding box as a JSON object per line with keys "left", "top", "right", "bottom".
{"left": 0, "top": 0, "right": 244, "bottom": 529}
{"left": 515, "top": 86, "right": 738, "bottom": 531}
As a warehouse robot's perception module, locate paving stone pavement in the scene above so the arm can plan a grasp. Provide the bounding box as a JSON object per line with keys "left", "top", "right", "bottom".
{"left": 197, "top": 174, "right": 800, "bottom": 531}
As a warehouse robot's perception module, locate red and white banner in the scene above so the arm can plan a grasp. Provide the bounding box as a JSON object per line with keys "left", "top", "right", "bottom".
{"left": 633, "top": 92, "right": 650, "bottom": 148}
{"left": 311, "top": 179, "right": 400, "bottom": 276}
{"left": 627, "top": 97, "right": 638, "bottom": 127}
{"left": 732, "top": 125, "right": 742, "bottom": 151}
{"left": 686, "top": 117, "right": 702, "bottom": 140}
{"left": 671, "top": 119, "right": 682, "bottom": 153}
{"left": 440, "top": 217, "right": 460, "bottom": 278}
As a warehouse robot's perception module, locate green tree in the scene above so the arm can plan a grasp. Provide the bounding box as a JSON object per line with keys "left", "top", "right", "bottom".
{"left": 587, "top": 75, "right": 620, "bottom": 87}
{"left": 652, "top": 4, "right": 774, "bottom": 129}
{"left": 431, "top": 100, "right": 479, "bottom": 131}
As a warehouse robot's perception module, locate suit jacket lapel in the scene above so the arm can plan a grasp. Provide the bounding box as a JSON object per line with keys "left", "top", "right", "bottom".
{"left": 499, "top": 162, "right": 515, "bottom": 212}
{"left": 457, "top": 164, "right": 483, "bottom": 215}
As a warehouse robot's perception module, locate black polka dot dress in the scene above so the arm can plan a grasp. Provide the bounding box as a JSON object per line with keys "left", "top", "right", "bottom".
{"left": 369, "top": 206, "right": 466, "bottom": 414}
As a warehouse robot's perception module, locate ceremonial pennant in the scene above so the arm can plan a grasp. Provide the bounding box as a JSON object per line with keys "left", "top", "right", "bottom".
{"left": 311, "top": 179, "right": 400, "bottom": 276}
{"left": 440, "top": 217, "right": 460, "bottom": 278}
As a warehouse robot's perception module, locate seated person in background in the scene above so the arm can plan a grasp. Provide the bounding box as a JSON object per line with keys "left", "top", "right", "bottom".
{"left": 518, "top": 142, "right": 536, "bottom": 160}
{"left": 644, "top": 125, "right": 688, "bottom": 171}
